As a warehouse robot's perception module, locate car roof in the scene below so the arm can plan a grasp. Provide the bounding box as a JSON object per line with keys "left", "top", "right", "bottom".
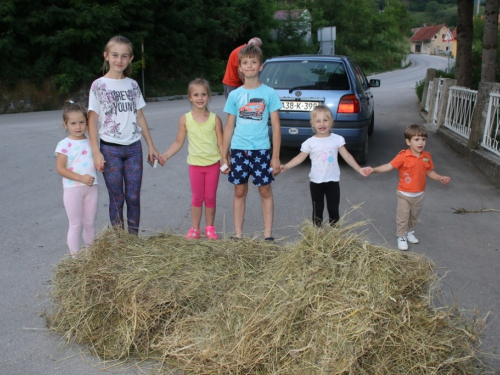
{"left": 264, "top": 55, "right": 350, "bottom": 63}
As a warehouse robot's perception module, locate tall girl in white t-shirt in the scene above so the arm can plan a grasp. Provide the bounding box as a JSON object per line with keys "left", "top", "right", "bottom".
{"left": 55, "top": 100, "right": 98, "bottom": 257}
{"left": 280, "top": 105, "right": 370, "bottom": 226}
{"left": 88, "top": 35, "right": 160, "bottom": 234}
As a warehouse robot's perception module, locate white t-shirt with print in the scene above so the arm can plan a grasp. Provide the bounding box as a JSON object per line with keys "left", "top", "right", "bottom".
{"left": 300, "top": 133, "right": 346, "bottom": 183}
{"left": 55, "top": 137, "right": 98, "bottom": 189}
{"left": 88, "top": 77, "right": 146, "bottom": 145}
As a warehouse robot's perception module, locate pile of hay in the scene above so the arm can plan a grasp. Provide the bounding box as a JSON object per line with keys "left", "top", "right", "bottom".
{"left": 47, "top": 223, "right": 489, "bottom": 374}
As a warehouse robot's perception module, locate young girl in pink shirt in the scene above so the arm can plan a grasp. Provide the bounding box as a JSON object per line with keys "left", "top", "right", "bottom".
{"left": 160, "top": 78, "right": 223, "bottom": 239}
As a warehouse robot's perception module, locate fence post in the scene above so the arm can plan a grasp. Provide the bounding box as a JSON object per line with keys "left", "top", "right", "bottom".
{"left": 420, "top": 68, "right": 436, "bottom": 111}
{"left": 436, "top": 78, "right": 457, "bottom": 129}
{"left": 427, "top": 77, "right": 440, "bottom": 123}
{"left": 468, "top": 82, "right": 500, "bottom": 150}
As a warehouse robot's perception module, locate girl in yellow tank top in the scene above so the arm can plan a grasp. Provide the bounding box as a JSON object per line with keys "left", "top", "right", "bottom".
{"left": 160, "top": 78, "right": 223, "bottom": 239}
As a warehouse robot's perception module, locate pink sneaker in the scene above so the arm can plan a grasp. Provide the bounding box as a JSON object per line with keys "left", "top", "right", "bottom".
{"left": 204, "top": 226, "right": 219, "bottom": 240}
{"left": 185, "top": 227, "right": 200, "bottom": 239}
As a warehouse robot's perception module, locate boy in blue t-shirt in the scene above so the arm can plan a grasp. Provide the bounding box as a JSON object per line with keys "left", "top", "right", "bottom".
{"left": 221, "top": 44, "right": 282, "bottom": 240}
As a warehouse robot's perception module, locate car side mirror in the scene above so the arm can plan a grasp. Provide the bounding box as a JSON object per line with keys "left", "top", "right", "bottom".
{"left": 369, "top": 79, "right": 380, "bottom": 88}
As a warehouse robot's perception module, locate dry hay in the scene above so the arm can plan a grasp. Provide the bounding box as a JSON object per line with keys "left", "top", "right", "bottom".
{"left": 46, "top": 222, "right": 490, "bottom": 374}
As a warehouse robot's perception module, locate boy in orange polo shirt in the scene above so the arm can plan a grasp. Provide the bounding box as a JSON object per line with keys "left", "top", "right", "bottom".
{"left": 366, "top": 124, "right": 451, "bottom": 250}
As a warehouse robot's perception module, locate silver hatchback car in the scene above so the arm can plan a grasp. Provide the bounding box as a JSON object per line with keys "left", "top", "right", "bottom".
{"left": 260, "top": 55, "right": 380, "bottom": 164}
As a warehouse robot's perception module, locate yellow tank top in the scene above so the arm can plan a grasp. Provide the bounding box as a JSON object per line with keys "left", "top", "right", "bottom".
{"left": 186, "top": 111, "right": 221, "bottom": 166}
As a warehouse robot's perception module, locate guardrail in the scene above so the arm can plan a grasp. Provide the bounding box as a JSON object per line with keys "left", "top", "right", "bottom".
{"left": 421, "top": 68, "right": 500, "bottom": 186}
{"left": 483, "top": 92, "right": 500, "bottom": 157}
{"left": 443, "top": 86, "right": 477, "bottom": 139}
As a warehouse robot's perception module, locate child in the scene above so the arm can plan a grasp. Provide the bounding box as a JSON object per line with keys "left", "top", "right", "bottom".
{"left": 88, "top": 35, "right": 160, "bottom": 235}
{"left": 365, "top": 124, "right": 451, "bottom": 251}
{"left": 55, "top": 100, "right": 98, "bottom": 257}
{"left": 160, "top": 78, "right": 223, "bottom": 239}
{"left": 221, "top": 44, "right": 282, "bottom": 240}
{"left": 280, "top": 105, "right": 370, "bottom": 227}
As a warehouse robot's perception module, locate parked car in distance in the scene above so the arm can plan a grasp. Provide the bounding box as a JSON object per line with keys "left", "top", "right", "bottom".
{"left": 260, "top": 55, "right": 380, "bottom": 164}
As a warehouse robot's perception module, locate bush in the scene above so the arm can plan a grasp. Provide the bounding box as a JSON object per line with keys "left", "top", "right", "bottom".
{"left": 415, "top": 69, "right": 455, "bottom": 102}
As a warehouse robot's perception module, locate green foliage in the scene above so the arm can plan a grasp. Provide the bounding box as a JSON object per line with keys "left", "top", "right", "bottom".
{"left": 410, "top": 5, "right": 459, "bottom": 28}
{"left": 415, "top": 69, "right": 454, "bottom": 101}
{"left": 298, "top": 0, "right": 411, "bottom": 74}
{"left": 467, "top": 16, "right": 500, "bottom": 90}
{"left": 2, "top": 0, "right": 414, "bottom": 97}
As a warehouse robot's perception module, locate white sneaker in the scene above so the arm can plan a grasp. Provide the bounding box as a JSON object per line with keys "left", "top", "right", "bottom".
{"left": 407, "top": 231, "right": 419, "bottom": 244}
{"left": 397, "top": 236, "right": 408, "bottom": 251}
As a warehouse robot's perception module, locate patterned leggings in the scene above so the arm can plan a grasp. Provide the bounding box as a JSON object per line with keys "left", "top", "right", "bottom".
{"left": 100, "top": 140, "right": 143, "bottom": 234}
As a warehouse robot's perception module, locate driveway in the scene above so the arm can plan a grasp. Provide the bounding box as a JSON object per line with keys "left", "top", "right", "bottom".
{"left": 0, "top": 54, "right": 499, "bottom": 373}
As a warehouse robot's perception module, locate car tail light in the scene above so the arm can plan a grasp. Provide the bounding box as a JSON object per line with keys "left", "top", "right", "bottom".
{"left": 338, "top": 94, "right": 360, "bottom": 113}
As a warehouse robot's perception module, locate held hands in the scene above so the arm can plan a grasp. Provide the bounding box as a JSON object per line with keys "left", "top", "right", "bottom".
{"left": 149, "top": 146, "right": 164, "bottom": 166}
{"left": 80, "top": 174, "right": 95, "bottom": 186}
{"left": 220, "top": 158, "right": 230, "bottom": 175}
{"left": 94, "top": 151, "right": 106, "bottom": 172}
{"left": 158, "top": 152, "right": 168, "bottom": 167}
{"left": 358, "top": 167, "right": 373, "bottom": 177}
{"left": 280, "top": 164, "right": 287, "bottom": 173}
{"left": 271, "top": 158, "right": 281, "bottom": 177}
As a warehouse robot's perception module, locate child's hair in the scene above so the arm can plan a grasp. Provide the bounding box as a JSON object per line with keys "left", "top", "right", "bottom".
{"left": 62, "top": 100, "right": 88, "bottom": 123}
{"left": 187, "top": 78, "right": 212, "bottom": 100}
{"left": 404, "top": 124, "right": 427, "bottom": 140}
{"left": 310, "top": 105, "right": 334, "bottom": 133}
{"left": 102, "top": 35, "right": 134, "bottom": 76}
{"left": 239, "top": 44, "right": 263, "bottom": 64}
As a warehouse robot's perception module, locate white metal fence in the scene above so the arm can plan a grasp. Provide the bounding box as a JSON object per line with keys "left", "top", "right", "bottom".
{"left": 443, "top": 86, "right": 477, "bottom": 139}
{"left": 424, "top": 80, "right": 433, "bottom": 112}
{"left": 483, "top": 92, "right": 500, "bottom": 157}
{"left": 432, "top": 78, "right": 444, "bottom": 125}
{"left": 425, "top": 79, "right": 500, "bottom": 159}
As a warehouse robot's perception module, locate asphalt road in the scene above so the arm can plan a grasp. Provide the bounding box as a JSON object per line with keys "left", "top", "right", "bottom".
{"left": 0, "top": 54, "right": 499, "bottom": 374}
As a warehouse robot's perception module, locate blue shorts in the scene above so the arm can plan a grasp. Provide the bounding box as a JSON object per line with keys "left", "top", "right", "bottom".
{"left": 228, "top": 149, "right": 274, "bottom": 186}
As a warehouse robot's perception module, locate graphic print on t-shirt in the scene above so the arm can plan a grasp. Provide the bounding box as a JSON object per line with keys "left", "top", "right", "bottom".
{"left": 238, "top": 98, "right": 266, "bottom": 122}
{"left": 90, "top": 80, "right": 142, "bottom": 139}
{"left": 311, "top": 148, "right": 337, "bottom": 172}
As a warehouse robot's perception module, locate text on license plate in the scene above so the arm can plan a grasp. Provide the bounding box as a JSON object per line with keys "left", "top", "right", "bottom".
{"left": 281, "top": 101, "right": 321, "bottom": 111}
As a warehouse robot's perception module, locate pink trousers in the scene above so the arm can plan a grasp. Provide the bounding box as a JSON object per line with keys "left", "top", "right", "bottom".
{"left": 189, "top": 162, "right": 220, "bottom": 208}
{"left": 63, "top": 185, "right": 98, "bottom": 255}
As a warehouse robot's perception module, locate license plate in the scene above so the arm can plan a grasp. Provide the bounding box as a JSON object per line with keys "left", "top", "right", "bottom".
{"left": 281, "top": 101, "right": 321, "bottom": 111}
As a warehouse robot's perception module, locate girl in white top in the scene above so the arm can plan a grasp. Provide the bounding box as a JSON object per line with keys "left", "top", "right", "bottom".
{"left": 160, "top": 78, "right": 223, "bottom": 240}
{"left": 280, "top": 105, "right": 370, "bottom": 226}
{"left": 55, "top": 100, "right": 98, "bottom": 257}
{"left": 88, "top": 35, "right": 160, "bottom": 234}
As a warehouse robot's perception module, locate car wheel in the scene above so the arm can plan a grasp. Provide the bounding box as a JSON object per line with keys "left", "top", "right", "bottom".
{"left": 356, "top": 135, "right": 368, "bottom": 165}
{"left": 368, "top": 113, "right": 374, "bottom": 136}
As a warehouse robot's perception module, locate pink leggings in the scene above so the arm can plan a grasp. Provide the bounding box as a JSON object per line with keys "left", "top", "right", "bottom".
{"left": 189, "top": 162, "right": 220, "bottom": 208}
{"left": 63, "top": 185, "right": 98, "bottom": 255}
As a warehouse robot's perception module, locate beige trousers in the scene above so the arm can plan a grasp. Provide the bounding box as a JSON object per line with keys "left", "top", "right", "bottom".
{"left": 396, "top": 191, "right": 425, "bottom": 237}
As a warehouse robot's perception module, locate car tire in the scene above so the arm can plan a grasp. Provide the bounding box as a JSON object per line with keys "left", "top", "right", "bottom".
{"left": 356, "top": 135, "right": 368, "bottom": 165}
{"left": 368, "top": 113, "right": 374, "bottom": 136}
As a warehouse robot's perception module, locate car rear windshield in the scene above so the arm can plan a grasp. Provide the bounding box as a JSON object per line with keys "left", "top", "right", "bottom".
{"left": 260, "top": 60, "right": 350, "bottom": 91}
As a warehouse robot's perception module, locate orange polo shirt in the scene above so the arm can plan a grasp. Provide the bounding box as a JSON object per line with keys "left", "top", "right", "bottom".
{"left": 390, "top": 149, "right": 434, "bottom": 193}
{"left": 222, "top": 44, "right": 246, "bottom": 87}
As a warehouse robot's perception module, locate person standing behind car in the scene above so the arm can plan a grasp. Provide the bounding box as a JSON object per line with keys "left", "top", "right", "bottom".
{"left": 222, "top": 37, "right": 262, "bottom": 99}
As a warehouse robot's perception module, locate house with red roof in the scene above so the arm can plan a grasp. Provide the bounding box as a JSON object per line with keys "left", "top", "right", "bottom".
{"left": 410, "top": 24, "right": 453, "bottom": 55}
